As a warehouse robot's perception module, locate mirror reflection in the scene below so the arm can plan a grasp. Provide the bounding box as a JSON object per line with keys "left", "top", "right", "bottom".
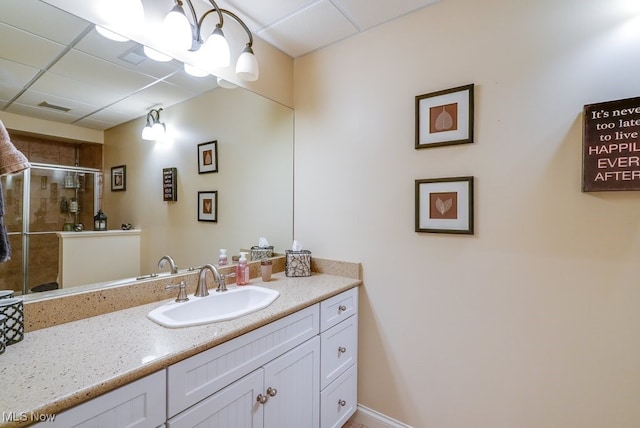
{"left": 0, "top": 1, "right": 294, "bottom": 299}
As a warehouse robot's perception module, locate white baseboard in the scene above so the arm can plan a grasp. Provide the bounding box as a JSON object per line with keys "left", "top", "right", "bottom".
{"left": 346, "top": 404, "right": 413, "bottom": 428}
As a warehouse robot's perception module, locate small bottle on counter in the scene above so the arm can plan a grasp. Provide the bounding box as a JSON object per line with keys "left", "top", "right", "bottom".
{"left": 236, "top": 252, "right": 249, "bottom": 285}
{"left": 218, "top": 249, "right": 228, "bottom": 266}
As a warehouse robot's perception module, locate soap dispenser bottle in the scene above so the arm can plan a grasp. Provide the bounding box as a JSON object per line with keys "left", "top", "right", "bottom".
{"left": 236, "top": 252, "right": 249, "bottom": 285}
{"left": 218, "top": 249, "right": 228, "bottom": 266}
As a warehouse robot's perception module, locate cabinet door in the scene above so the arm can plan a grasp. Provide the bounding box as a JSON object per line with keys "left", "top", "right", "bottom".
{"left": 167, "top": 369, "right": 264, "bottom": 428}
{"left": 263, "top": 337, "right": 320, "bottom": 428}
{"left": 40, "top": 371, "right": 166, "bottom": 428}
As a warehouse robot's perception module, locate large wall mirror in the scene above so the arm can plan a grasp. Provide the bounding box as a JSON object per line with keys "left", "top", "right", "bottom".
{"left": 0, "top": 0, "right": 294, "bottom": 300}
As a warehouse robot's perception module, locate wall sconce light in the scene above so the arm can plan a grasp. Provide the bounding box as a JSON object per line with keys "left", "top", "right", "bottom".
{"left": 141, "top": 108, "right": 166, "bottom": 141}
{"left": 161, "top": 0, "right": 259, "bottom": 81}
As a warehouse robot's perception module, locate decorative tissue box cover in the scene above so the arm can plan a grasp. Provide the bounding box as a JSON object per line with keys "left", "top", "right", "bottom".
{"left": 0, "top": 315, "right": 5, "bottom": 354}
{"left": 285, "top": 250, "right": 312, "bottom": 277}
{"left": 0, "top": 298, "right": 24, "bottom": 345}
{"left": 251, "top": 246, "right": 274, "bottom": 260}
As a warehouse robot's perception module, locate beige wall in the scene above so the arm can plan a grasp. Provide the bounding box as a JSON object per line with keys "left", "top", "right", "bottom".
{"left": 294, "top": 0, "right": 640, "bottom": 426}
{"left": 104, "top": 87, "right": 293, "bottom": 274}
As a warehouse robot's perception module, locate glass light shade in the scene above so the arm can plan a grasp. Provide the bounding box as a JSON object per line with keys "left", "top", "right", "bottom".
{"left": 95, "top": 25, "right": 129, "bottom": 42}
{"left": 201, "top": 27, "right": 230, "bottom": 69}
{"left": 152, "top": 122, "right": 166, "bottom": 140}
{"left": 141, "top": 124, "right": 154, "bottom": 140}
{"left": 184, "top": 63, "right": 209, "bottom": 77}
{"left": 97, "top": 0, "right": 144, "bottom": 39}
{"left": 143, "top": 46, "right": 172, "bottom": 62}
{"left": 235, "top": 46, "right": 259, "bottom": 81}
{"left": 162, "top": 5, "right": 193, "bottom": 50}
{"left": 216, "top": 77, "right": 237, "bottom": 89}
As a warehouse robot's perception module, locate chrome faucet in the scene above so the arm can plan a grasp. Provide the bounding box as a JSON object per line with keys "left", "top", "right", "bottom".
{"left": 158, "top": 255, "right": 178, "bottom": 274}
{"left": 196, "top": 264, "right": 228, "bottom": 297}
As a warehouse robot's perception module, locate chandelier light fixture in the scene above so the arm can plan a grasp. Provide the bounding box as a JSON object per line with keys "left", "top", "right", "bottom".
{"left": 96, "top": 0, "right": 259, "bottom": 82}
{"left": 161, "top": 0, "right": 259, "bottom": 80}
{"left": 141, "top": 109, "right": 166, "bottom": 141}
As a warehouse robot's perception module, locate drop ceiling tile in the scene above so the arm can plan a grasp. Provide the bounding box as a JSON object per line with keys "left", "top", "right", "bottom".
{"left": 48, "top": 49, "right": 158, "bottom": 95}
{"left": 3, "top": 0, "right": 90, "bottom": 45}
{"left": 13, "top": 88, "right": 99, "bottom": 118}
{"left": 0, "top": 23, "right": 66, "bottom": 69}
{"left": 333, "top": 0, "right": 440, "bottom": 30}
{"left": 29, "top": 72, "right": 127, "bottom": 107}
{"left": 5, "top": 102, "right": 79, "bottom": 124}
{"left": 163, "top": 72, "right": 219, "bottom": 94}
{"left": 74, "top": 29, "right": 185, "bottom": 79}
{"left": 219, "top": 0, "right": 317, "bottom": 29}
{"left": 0, "top": 58, "right": 40, "bottom": 89}
{"left": 73, "top": 114, "right": 122, "bottom": 131}
{"left": 109, "top": 80, "right": 199, "bottom": 113}
{"left": 258, "top": 0, "right": 358, "bottom": 58}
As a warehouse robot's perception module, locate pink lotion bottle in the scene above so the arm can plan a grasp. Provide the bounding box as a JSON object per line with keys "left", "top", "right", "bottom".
{"left": 236, "top": 252, "right": 250, "bottom": 285}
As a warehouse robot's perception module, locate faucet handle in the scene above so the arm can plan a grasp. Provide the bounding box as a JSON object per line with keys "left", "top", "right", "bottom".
{"left": 166, "top": 281, "right": 189, "bottom": 302}
{"left": 216, "top": 273, "right": 229, "bottom": 292}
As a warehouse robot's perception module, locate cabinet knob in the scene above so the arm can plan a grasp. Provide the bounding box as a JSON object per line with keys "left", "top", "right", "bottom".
{"left": 256, "top": 394, "right": 268, "bottom": 404}
{"left": 338, "top": 305, "right": 347, "bottom": 313}
{"left": 338, "top": 346, "right": 347, "bottom": 354}
{"left": 267, "top": 387, "right": 278, "bottom": 397}
{"left": 338, "top": 399, "right": 347, "bottom": 407}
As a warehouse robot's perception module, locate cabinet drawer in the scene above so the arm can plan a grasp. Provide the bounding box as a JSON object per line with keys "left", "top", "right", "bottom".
{"left": 41, "top": 371, "right": 166, "bottom": 428}
{"left": 167, "top": 304, "right": 319, "bottom": 418}
{"left": 320, "top": 314, "right": 357, "bottom": 390}
{"left": 320, "top": 364, "right": 357, "bottom": 428}
{"left": 320, "top": 287, "right": 358, "bottom": 332}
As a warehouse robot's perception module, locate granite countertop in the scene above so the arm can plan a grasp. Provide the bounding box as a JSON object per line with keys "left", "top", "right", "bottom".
{"left": 0, "top": 271, "right": 361, "bottom": 427}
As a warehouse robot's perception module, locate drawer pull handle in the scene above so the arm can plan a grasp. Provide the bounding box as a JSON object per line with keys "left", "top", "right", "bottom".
{"left": 267, "top": 387, "right": 278, "bottom": 397}
{"left": 338, "top": 305, "right": 347, "bottom": 312}
{"left": 256, "top": 394, "right": 268, "bottom": 404}
{"left": 338, "top": 346, "right": 347, "bottom": 354}
{"left": 338, "top": 399, "right": 347, "bottom": 407}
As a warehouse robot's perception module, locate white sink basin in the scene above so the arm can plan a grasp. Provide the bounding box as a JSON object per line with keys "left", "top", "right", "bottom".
{"left": 148, "top": 286, "right": 280, "bottom": 328}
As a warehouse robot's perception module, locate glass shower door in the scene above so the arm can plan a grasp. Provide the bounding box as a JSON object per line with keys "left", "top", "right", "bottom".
{"left": 0, "top": 165, "right": 99, "bottom": 295}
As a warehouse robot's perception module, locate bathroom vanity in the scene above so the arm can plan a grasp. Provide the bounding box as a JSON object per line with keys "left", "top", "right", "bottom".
{"left": 0, "top": 260, "right": 360, "bottom": 428}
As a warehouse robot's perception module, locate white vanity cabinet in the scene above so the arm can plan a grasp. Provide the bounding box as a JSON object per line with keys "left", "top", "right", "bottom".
{"left": 39, "top": 371, "right": 166, "bottom": 428}
{"left": 166, "top": 304, "right": 320, "bottom": 428}
{"left": 320, "top": 287, "right": 359, "bottom": 428}
{"left": 166, "top": 287, "right": 358, "bottom": 428}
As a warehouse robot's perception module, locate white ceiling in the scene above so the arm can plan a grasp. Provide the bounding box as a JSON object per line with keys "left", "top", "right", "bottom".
{"left": 0, "top": 0, "right": 439, "bottom": 131}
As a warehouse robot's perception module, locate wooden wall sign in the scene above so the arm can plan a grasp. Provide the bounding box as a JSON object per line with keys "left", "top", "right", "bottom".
{"left": 583, "top": 96, "right": 640, "bottom": 192}
{"left": 163, "top": 167, "right": 177, "bottom": 201}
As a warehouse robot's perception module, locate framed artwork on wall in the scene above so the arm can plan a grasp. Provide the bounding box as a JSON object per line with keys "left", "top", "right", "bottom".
{"left": 415, "top": 176, "right": 474, "bottom": 234}
{"left": 197, "top": 191, "right": 218, "bottom": 222}
{"left": 415, "top": 84, "right": 474, "bottom": 149}
{"left": 197, "top": 140, "right": 218, "bottom": 174}
{"left": 111, "top": 165, "right": 126, "bottom": 191}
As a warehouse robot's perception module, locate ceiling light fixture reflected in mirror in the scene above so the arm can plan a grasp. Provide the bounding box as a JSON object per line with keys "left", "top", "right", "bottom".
{"left": 184, "top": 63, "right": 209, "bottom": 77}
{"left": 95, "top": 25, "right": 129, "bottom": 42}
{"left": 143, "top": 46, "right": 173, "bottom": 62}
